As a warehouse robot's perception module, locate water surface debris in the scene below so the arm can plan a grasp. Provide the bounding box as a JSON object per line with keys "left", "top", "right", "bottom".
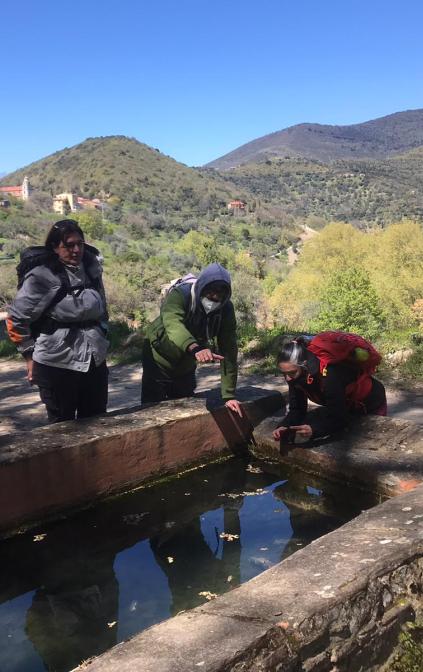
{"left": 33, "top": 533, "right": 47, "bottom": 542}
{"left": 198, "top": 591, "right": 218, "bottom": 600}
{"left": 219, "top": 532, "right": 240, "bottom": 541}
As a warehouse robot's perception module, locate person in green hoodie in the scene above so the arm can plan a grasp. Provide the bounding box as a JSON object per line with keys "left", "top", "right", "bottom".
{"left": 141, "top": 262, "right": 242, "bottom": 416}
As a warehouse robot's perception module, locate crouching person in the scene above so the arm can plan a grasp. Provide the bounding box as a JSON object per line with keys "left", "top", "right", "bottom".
{"left": 141, "top": 262, "right": 242, "bottom": 416}
{"left": 7, "top": 219, "right": 109, "bottom": 423}
{"left": 273, "top": 331, "right": 387, "bottom": 444}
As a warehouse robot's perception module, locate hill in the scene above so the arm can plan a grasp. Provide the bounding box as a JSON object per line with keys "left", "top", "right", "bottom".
{"left": 1, "top": 133, "right": 422, "bottom": 365}
{"left": 0, "top": 136, "right": 239, "bottom": 216}
{"left": 207, "top": 109, "right": 423, "bottom": 169}
{"left": 3, "top": 131, "right": 423, "bottom": 229}
{"left": 0, "top": 136, "right": 296, "bottom": 325}
{"left": 217, "top": 146, "right": 423, "bottom": 225}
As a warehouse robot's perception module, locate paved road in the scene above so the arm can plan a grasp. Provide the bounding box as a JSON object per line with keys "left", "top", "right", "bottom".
{"left": 0, "top": 358, "right": 422, "bottom": 436}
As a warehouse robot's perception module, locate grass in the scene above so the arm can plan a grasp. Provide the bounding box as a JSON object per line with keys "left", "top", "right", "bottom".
{"left": 1, "top": 320, "right": 422, "bottom": 388}
{"left": 107, "top": 320, "right": 143, "bottom": 365}
{"left": 400, "top": 345, "right": 423, "bottom": 383}
{"left": 376, "top": 330, "right": 423, "bottom": 388}
{"left": 242, "top": 355, "right": 278, "bottom": 376}
{"left": 0, "top": 321, "right": 145, "bottom": 365}
{"left": 0, "top": 339, "right": 16, "bottom": 357}
{"left": 238, "top": 326, "right": 423, "bottom": 387}
{"left": 386, "top": 621, "right": 423, "bottom": 672}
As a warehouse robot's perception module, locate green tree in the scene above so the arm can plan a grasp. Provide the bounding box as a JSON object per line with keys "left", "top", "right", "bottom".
{"left": 176, "top": 231, "right": 235, "bottom": 269}
{"left": 0, "top": 264, "right": 16, "bottom": 310}
{"left": 364, "top": 221, "right": 423, "bottom": 329}
{"left": 73, "top": 210, "right": 106, "bottom": 240}
{"left": 231, "top": 269, "right": 265, "bottom": 330}
{"left": 311, "top": 267, "right": 386, "bottom": 340}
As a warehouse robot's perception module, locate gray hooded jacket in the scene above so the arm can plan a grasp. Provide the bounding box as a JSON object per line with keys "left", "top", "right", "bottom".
{"left": 7, "top": 254, "right": 109, "bottom": 372}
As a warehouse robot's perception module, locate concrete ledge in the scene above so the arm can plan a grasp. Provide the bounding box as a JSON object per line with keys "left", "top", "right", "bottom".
{"left": 0, "top": 388, "right": 281, "bottom": 537}
{"left": 74, "top": 485, "right": 423, "bottom": 672}
{"left": 254, "top": 413, "right": 423, "bottom": 498}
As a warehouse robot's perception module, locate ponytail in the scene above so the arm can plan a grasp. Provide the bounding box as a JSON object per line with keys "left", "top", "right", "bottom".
{"left": 277, "top": 336, "right": 309, "bottom": 368}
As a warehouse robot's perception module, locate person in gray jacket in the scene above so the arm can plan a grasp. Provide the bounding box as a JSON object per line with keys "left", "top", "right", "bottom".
{"left": 7, "top": 219, "right": 109, "bottom": 423}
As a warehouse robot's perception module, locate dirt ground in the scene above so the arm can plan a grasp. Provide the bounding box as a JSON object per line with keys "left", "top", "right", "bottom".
{"left": 0, "top": 358, "right": 422, "bottom": 436}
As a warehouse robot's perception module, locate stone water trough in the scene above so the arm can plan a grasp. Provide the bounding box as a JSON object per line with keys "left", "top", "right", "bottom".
{"left": 0, "top": 387, "right": 422, "bottom": 671}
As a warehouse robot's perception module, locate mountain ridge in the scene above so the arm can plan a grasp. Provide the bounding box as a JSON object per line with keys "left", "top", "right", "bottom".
{"left": 206, "top": 109, "right": 423, "bottom": 170}
{"left": 2, "top": 115, "right": 423, "bottom": 228}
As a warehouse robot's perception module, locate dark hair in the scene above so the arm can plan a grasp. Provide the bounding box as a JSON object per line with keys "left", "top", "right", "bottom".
{"left": 277, "top": 336, "right": 308, "bottom": 367}
{"left": 45, "top": 219, "right": 84, "bottom": 251}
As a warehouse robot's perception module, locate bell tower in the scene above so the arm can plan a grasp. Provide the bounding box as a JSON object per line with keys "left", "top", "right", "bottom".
{"left": 21, "top": 176, "right": 31, "bottom": 200}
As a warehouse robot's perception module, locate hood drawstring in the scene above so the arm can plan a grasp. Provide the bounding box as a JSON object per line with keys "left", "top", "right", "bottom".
{"left": 206, "top": 311, "right": 222, "bottom": 345}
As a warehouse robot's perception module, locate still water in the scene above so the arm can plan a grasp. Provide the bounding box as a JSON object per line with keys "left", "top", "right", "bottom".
{"left": 0, "top": 457, "right": 376, "bottom": 672}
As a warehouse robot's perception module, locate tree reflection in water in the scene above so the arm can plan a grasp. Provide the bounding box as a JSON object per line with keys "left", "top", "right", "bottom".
{"left": 0, "top": 458, "right": 376, "bottom": 672}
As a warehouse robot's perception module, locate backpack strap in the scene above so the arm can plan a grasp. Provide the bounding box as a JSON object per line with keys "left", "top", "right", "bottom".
{"left": 171, "top": 281, "right": 195, "bottom": 312}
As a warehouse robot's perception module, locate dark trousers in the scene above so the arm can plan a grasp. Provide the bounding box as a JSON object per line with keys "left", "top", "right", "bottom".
{"left": 141, "top": 339, "right": 196, "bottom": 403}
{"left": 359, "top": 377, "right": 387, "bottom": 416}
{"left": 32, "top": 358, "right": 108, "bottom": 423}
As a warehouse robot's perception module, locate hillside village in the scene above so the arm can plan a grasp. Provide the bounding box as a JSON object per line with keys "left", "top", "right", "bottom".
{"left": 0, "top": 175, "right": 248, "bottom": 218}
{"left": 0, "top": 177, "right": 105, "bottom": 215}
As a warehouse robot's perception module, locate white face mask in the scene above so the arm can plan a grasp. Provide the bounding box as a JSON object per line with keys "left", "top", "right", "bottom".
{"left": 201, "top": 297, "right": 221, "bottom": 313}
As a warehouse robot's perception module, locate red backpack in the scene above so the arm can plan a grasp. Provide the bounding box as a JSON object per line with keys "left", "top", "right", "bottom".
{"left": 307, "top": 331, "right": 382, "bottom": 404}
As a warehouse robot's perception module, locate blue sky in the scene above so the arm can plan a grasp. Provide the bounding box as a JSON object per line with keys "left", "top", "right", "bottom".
{"left": 1, "top": 0, "right": 423, "bottom": 173}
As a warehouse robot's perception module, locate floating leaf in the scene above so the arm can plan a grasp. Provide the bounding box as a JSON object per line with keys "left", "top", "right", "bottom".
{"left": 246, "top": 465, "right": 263, "bottom": 474}
{"left": 33, "top": 534, "right": 47, "bottom": 542}
{"left": 219, "top": 532, "right": 240, "bottom": 541}
{"left": 198, "top": 591, "right": 217, "bottom": 600}
{"left": 219, "top": 489, "right": 268, "bottom": 499}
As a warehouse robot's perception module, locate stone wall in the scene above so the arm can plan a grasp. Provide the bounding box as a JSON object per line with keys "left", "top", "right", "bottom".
{"left": 1, "top": 391, "right": 422, "bottom": 671}
{"left": 254, "top": 413, "right": 423, "bottom": 498}
{"left": 0, "top": 390, "right": 281, "bottom": 537}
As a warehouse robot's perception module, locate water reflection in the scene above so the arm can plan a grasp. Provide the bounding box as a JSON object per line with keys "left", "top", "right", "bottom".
{"left": 0, "top": 458, "right": 376, "bottom": 672}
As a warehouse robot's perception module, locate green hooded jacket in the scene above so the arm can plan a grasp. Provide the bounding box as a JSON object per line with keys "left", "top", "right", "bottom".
{"left": 146, "top": 263, "right": 238, "bottom": 400}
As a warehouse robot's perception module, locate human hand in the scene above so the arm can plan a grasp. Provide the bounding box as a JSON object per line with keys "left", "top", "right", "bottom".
{"left": 195, "top": 348, "right": 224, "bottom": 363}
{"left": 225, "top": 399, "right": 243, "bottom": 417}
{"left": 273, "top": 426, "right": 288, "bottom": 441}
{"left": 290, "top": 424, "right": 313, "bottom": 439}
{"left": 25, "top": 357, "right": 34, "bottom": 384}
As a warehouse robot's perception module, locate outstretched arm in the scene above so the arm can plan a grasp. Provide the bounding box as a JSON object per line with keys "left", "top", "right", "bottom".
{"left": 217, "top": 303, "right": 239, "bottom": 407}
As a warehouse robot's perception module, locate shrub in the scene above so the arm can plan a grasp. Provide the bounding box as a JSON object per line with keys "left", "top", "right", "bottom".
{"left": 311, "top": 267, "right": 387, "bottom": 341}
{"left": 107, "top": 320, "right": 133, "bottom": 351}
{"left": 0, "top": 339, "right": 16, "bottom": 358}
